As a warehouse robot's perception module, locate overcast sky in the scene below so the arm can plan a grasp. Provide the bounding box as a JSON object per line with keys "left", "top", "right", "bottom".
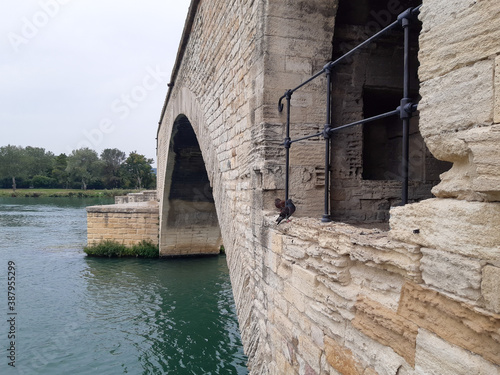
{"left": 1, "top": 0, "right": 192, "bottom": 166}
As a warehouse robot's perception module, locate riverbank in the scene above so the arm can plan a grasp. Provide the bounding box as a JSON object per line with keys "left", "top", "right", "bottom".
{"left": 0, "top": 188, "right": 139, "bottom": 198}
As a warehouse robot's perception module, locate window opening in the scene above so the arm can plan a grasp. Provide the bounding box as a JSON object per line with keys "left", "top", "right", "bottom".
{"left": 278, "top": 6, "right": 426, "bottom": 222}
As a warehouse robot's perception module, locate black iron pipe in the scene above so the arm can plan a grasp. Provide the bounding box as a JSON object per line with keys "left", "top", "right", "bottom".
{"left": 401, "top": 16, "right": 411, "bottom": 205}
{"left": 284, "top": 92, "right": 291, "bottom": 202}
{"left": 288, "top": 131, "right": 323, "bottom": 145}
{"left": 278, "top": 12, "right": 405, "bottom": 110}
{"left": 328, "top": 109, "right": 399, "bottom": 134}
{"left": 325, "top": 19, "right": 399, "bottom": 72}
{"left": 322, "top": 67, "right": 332, "bottom": 223}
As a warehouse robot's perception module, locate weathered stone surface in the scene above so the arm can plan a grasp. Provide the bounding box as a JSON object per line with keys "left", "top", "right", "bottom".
{"left": 496, "top": 55, "right": 500, "bottom": 124}
{"left": 418, "top": 0, "right": 500, "bottom": 82}
{"left": 352, "top": 296, "right": 418, "bottom": 366}
{"left": 420, "top": 248, "right": 483, "bottom": 302}
{"left": 272, "top": 215, "right": 422, "bottom": 281}
{"left": 418, "top": 60, "right": 494, "bottom": 140}
{"left": 344, "top": 327, "right": 414, "bottom": 375}
{"left": 430, "top": 125, "right": 500, "bottom": 201}
{"left": 482, "top": 265, "right": 500, "bottom": 314}
{"left": 415, "top": 329, "right": 500, "bottom": 375}
{"left": 86, "top": 200, "right": 159, "bottom": 246}
{"left": 324, "top": 336, "right": 372, "bottom": 375}
{"left": 349, "top": 264, "right": 405, "bottom": 311}
{"left": 398, "top": 283, "right": 500, "bottom": 365}
{"left": 390, "top": 198, "right": 500, "bottom": 264}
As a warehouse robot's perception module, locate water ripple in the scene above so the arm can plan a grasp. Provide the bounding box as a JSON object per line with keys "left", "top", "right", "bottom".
{"left": 0, "top": 198, "right": 248, "bottom": 374}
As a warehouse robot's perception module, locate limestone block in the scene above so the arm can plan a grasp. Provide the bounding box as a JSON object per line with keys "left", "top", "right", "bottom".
{"left": 496, "top": 55, "right": 500, "bottom": 124}
{"left": 419, "top": 0, "right": 500, "bottom": 82}
{"left": 283, "top": 282, "right": 306, "bottom": 313}
{"left": 390, "top": 198, "right": 500, "bottom": 264}
{"left": 352, "top": 296, "right": 418, "bottom": 366}
{"left": 398, "top": 283, "right": 500, "bottom": 365}
{"left": 415, "top": 329, "right": 500, "bottom": 375}
{"left": 430, "top": 125, "right": 500, "bottom": 201}
{"left": 275, "top": 350, "right": 297, "bottom": 375}
{"left": 310, "top": 324, "right": 324, "bottom": 349}
{"left": 283, "top": 237, "right": 308, "bottom": 260}
{"left": 314, "top": 278, "right": 358, "bottom": 320}
{"left": 482, "top": 265, "right": 500, "bottom": 314}
{"left": 337, "top": 232, "right": 422, "bottom": 281}
{"left": 344, "top": 327, "right": 413, "bottom": 375}
{"left": 324, "top": 336, "right": 366, "bottom": 375}
{"left": 291, "top": 264, "right": 318, "bottom": 297}
{"left": 418, "top": 60, "right": 494, "bottom": 140}
{"left": 420, "top": 248, "right": 483, "bottom": 302}
{"left": 297, "top": 334, "right": 321, "bottom": 374}
{"left": 349, "top": 265, "right": 405, "bottom": 311}
{"left": 306, "top": 255, "right": 351, "bottom": 286}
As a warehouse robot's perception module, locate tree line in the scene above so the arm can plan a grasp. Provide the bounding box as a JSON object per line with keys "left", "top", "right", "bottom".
{"left": 0, "top": 145, "right": 156, "bottom": 191}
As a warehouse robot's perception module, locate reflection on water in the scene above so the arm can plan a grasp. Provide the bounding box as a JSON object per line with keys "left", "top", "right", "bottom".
{"left": 0, "top": 197, "right": 247, "bottom": 375}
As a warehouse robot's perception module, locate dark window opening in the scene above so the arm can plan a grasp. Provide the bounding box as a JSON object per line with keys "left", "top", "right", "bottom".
{"left": 362, "top": 87, "right": 411, "bottom": 181}
{"left": 330, "top": 0, "right": 451, "bottom": 224}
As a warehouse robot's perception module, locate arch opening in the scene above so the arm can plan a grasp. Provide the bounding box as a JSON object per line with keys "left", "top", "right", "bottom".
{"left": 159, "top": 114, "right": 222, "bottom": 257}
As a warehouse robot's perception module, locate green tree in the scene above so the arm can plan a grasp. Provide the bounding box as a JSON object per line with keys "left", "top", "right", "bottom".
{"left": 66, "top": 148, "right": 101, "bottom": 190}
{"left": 50, "top": 153, "right": 69, "bottom": 188}
{"left": 0, "top": 145, "right": 27, "bottom": 191}
{"left": 101, "top": 148, "right": 126, "bottom": 188}
{"left": 121, "top": 151, "right": 155, "bottom": 189}
{"left": 24, "top": 146, "right": 54, "bottom": 180}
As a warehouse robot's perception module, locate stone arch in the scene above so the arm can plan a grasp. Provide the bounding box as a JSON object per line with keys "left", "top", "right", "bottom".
{"left": 159, "top": 112, "right": 222, "bottom": 256}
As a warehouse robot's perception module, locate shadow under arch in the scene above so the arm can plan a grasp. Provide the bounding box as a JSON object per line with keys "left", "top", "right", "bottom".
{"left": 159, "top": 114, "right": 222, "bottom": 256}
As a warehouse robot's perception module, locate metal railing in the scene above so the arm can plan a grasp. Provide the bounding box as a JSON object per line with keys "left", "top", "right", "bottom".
{"left": 278, "top": 6, "right": 421, "bottom": 222}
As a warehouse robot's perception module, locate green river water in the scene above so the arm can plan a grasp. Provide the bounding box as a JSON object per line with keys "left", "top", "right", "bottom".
{"left": 0, "top": 197, "right": 248, "bottom": 375}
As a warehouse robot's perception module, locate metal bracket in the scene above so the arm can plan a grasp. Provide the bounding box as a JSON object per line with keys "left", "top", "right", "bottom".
{"left": 278, "top": 90, "right": 292, "bottom": 112}
{"left": 323, "top": 124, "right": 332, "bottom": 139}
{"left": 399, "top": 98, "right": 417, "bottom": 119}
{"left": 397, "top": 7, "right": 414, "bottom": 26}
{"left": 283, "top": 137, "right": 292, "bottom": 149}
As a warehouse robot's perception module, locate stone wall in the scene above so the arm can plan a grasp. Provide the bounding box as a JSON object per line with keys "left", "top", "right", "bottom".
{"left": 86, "top": 201, "right": 159, "bottom": 246}
{"left": 157, "top": 1, "right": 337, "bottom": 371}
{"left": 258, "top": 208, "right": 500, "bottom": 374}
{"left": 114, "top": 190, "right": 157, "bottom": 204}
{"left": 156, "top": 0, "right": 500, "bottom": 373}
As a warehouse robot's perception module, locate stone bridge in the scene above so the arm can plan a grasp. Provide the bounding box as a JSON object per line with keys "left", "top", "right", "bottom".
{"left": 156, "top": 0, "right": 500, "bottom": 373}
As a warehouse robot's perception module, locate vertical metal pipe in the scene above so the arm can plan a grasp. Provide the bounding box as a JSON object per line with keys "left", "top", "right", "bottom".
{"left": 322, "top": 68, "right": 332, "bottom": 222}
{"left": 285, "top": 93, "right": 291, "bottom": 202}
{"left": 401, "top": 17, "right": 410, "bottom": 205}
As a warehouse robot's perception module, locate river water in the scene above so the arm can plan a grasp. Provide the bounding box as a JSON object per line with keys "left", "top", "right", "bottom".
{"left": 0, "top": 197, "right": 248, "bottom": 375}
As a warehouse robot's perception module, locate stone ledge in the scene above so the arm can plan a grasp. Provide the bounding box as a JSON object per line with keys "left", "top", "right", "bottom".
{"left": 86, "top": 201, "right": 159, "bottom": 214}
{"left": 390, "top": 198, "right": 500, "bottom": 264}
{"left": 264, "top": 213, "right": 422, "bottom": 282}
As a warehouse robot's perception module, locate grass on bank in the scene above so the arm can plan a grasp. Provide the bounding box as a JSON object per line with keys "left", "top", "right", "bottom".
{"left": 0, "top": 188, "right": 139, "bottom": 198}
{"left": 84, "top": 240, "right": 159, "bottom": 258}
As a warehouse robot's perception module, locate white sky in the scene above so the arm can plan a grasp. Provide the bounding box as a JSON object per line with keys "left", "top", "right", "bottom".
{"left": 0, "top": 0, "right": 192, "bottom": 166}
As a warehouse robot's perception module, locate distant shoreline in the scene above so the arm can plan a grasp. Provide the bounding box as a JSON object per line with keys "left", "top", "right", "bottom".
{"left": 0, "top": 189, "right": 140, "bottom": 198}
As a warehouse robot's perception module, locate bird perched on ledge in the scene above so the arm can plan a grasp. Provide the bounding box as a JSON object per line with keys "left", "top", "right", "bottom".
{"left": 275, "top": 198, "right": 285, "bottom": 210}
{"left": 276, "top": 199, "right": 296, "bottom": 225}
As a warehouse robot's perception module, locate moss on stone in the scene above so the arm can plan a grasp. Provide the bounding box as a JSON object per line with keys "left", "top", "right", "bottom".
{"left": 84, "top": 240, "right": 159, "bottom": 258}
